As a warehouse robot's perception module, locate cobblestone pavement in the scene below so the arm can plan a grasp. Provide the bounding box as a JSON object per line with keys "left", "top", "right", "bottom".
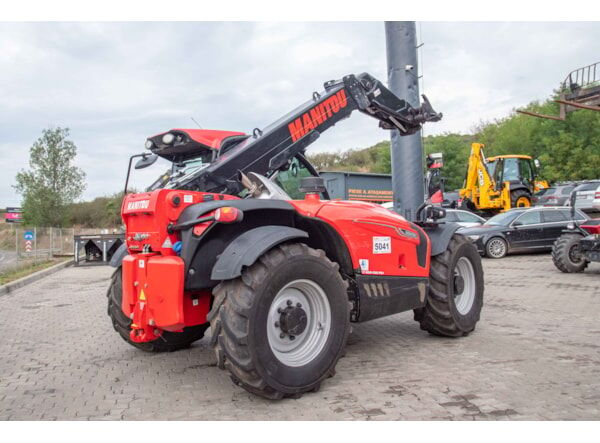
{"left": 1, "top": 254, "right": 599, "bottom": 420}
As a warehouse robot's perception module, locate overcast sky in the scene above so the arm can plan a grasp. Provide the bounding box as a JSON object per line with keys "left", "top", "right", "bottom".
{"left": 1, "top": 21, "right": 598, "bottom": 206}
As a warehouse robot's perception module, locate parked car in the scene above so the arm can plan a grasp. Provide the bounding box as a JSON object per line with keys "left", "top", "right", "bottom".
{"left": 571, "top": 181, "right": 600, "bottom": 213}
{"left": 532, "top": 184, "right": 575, "bottom": 207}
{"left": 460, "top": 207, "right": 589, "bottom": 259}
{"left": 439, "top": 209, "right": 486, "bottom": 228}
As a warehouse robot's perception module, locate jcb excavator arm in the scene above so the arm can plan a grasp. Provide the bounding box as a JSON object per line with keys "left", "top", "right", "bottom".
{"left": 172, "top": 72, "right": 442, "bottom": 194}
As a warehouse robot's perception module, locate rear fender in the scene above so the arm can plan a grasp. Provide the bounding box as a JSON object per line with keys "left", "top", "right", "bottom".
{"left": 211, "top": 226, "right": 308, "bottom": 280}
{"left": 110, "top": 243, "right": 129, "bottom": 268}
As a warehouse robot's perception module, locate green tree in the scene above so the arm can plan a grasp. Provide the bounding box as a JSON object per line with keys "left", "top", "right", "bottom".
{"left": 14, "top": 127, "right": 86, "bottom": 227}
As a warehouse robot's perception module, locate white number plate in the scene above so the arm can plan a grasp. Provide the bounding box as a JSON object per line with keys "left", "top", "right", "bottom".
{"left": 373, "top": 236, "right": 391, "bottom": 254}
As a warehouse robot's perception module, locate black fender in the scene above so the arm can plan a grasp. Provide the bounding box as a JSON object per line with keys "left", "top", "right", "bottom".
{"left": 424, "top": 222, "right": 461, "bottom": 256}
{"left": 110, "top": 243, "right": 128, "bottom": 268}
{"left": 507, "top": 182, "right": 531, "bottom": 194}
{"left": 211, "top": 225, "right": 308, "bottom": 280}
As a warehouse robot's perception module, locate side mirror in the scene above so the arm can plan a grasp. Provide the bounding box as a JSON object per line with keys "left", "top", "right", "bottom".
{"left": 534, "top": 159, "right": 540, "bottom": 168}
{"left": 513, "top": 221, "right": 523, "bottom": 227}
{"left": 135, "top": 154, "right": 158, "bottom": 170}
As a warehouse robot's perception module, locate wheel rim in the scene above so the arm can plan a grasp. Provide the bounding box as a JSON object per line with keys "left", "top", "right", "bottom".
{"left": 453, "top": 256, "right": 476, "bottom": 315}
{"left": 516, "top": 196, "right": 530, "bottom": 207}
{"left": 487, "top": 238, "right": 506, "bottom": 258}
{"left": 568, "top": 243, "right": 583, "bottom": 263}
{"left": 267, "top": 279, "right": 332, "bottom": 367}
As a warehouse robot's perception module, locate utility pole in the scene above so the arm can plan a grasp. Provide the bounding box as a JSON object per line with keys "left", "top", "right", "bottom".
{"left": 385, "top": 21, "right": 424, "bottom": 221}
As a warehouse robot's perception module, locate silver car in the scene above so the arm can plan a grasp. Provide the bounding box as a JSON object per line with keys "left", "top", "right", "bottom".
{"left": 438, "top": 209, "right": 486, "bottom": 227}
{"left": 572, "top": 181, "right": 600, "bottom": 213}
{"left": 382, "top": 203, "right": 485, "bottom": 228}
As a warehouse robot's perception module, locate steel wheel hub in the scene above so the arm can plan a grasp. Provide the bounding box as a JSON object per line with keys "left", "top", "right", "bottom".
{"left": 267, "top": 279, "right": 331, "bottom": 367}
{"left": 279, "top": 304, "right": 308, "bottom": 336}
{"left": 453, "top": 256, "right": 476, "bottom": 315}
{"left": 568, "top": 244, "right": 582, "bottom": 263}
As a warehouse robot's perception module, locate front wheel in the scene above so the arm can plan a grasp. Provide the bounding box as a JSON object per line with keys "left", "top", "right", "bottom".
{"left": 414, "top": 234, "right": 484, "bottom": 337}
{"left": 208, "top": 243, "right": 350, "bottom": 399}
{"left": 486, "top": 237, "right": 508, "bottom": 259}
{"left": 552, "top": 234, "right": 588, "bottom": 273}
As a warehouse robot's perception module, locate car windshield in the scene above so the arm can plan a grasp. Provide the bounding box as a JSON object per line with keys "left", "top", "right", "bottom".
{"left": 485, "top": 211, "right": 523, "bottom": 226}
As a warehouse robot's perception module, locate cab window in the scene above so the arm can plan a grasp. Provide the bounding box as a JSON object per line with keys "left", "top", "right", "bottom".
{"left": 502, "top": 158, "right": 520, "bottom": 182}
{"left": 519, "top": 159, "right": 534, "bottom": 183}
{"left": 515, "top": 211, "right": 541, "bottom": 225}
{"left": 273, "top": 157, "right": 315, "bottom": 200}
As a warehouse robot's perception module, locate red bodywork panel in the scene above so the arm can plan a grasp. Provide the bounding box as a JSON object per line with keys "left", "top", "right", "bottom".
{"left": 121, "top": 190, "right": 430, "bottom": 342}
{"left": 150, "top": 129, "right": 246, "bottom": 150}
{"left": 289, "top": 194, "right": 430, "bottom": 278}
{"left": 581, "top": 222, "right": 600, "bottom": 235}
{"left": 121, "top": 190, "right": 238, "bottom": 342}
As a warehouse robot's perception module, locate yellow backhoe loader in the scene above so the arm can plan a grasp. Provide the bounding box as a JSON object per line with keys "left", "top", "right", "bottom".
{"left": 459, "top": 143, "right": 549, "bottom": 214}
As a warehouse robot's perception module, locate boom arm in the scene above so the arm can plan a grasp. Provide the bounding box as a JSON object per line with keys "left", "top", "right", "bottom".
{"left": 176, "top": 72, "right": 442, "bottom": 194}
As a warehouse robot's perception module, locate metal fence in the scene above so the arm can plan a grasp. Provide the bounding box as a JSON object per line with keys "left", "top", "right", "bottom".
{"left": 0, "top": 225, "right": 120, "bottom": 272}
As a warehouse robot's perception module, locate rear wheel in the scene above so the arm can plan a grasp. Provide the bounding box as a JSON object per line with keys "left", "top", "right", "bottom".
{"left": 107, "top": 267, "right": 209, "bottom": 352}
{"left": 511, "top": 189, "right": 531, "bottom": 208}
{"left": 414, "top": 234, "right": 484, "bottom": 337}
{"left": 207, "top": 243, "right": 349, "bottom": 399}
{"left": 552, "top": 234, "right": 588, "bottom": 273}
{"left": 485, "top": 237, "right": 507, "bottom": 259}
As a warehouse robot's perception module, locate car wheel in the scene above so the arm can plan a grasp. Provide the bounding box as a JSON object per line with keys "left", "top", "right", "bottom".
{"left": 485, "top": 237, "right": 507, "bottom": 259}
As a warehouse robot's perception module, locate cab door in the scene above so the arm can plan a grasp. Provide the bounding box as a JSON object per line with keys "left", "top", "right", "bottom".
{"left": 518, "top": 159, "right": 536, "bottom": 194}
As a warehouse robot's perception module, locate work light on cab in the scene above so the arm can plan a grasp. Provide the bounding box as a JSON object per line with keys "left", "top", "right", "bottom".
{"left": 162, "top": 133, "right": 175, "bottom": 144}
{"left": 214, "top": 207, "right": 243, "bottom": 223}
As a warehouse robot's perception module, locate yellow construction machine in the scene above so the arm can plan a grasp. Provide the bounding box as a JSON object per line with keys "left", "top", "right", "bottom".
{"left": 459, "top": 143, "right": 548, "bottom": 214}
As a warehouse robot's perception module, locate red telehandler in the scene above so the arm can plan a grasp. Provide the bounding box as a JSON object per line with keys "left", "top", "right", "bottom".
{"left": 108, "top": 73, "right": 484, "bottom": 399}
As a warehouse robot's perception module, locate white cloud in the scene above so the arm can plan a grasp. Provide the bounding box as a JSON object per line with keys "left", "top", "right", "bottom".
{"left": 1, "top": 22, "right": 598, "bottom": 207}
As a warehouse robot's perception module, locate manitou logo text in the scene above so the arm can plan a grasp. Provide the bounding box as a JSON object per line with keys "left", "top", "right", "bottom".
{"left": 127, "top": 200, "right": 150, "bottom": 211}
{"left": 288, "top": 90, "right": 348, "bottom": 142}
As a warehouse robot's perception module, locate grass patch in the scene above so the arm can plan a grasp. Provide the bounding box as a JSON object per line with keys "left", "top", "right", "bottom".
{"left": 0, "top": 259, "right": 67, "bottom": 286}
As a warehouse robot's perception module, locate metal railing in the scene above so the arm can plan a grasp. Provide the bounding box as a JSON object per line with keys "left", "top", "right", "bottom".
{"left": 563, "top": 62, "right": 600, "bottom": 91}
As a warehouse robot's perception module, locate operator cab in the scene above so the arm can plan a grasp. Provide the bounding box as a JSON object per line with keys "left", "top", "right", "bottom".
{"left": 486, "top": 155, "right": 538, "bottom": 193}
{"left": 136, "top": 129, "right": 248, "bottom": 192}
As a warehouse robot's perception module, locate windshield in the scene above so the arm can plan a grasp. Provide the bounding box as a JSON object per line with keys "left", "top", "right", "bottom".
{"left": 128, "top": 154, "right": 213, "bottom": 193}
{"left": 486, "top": 210, "right": 523, "bottom": 226}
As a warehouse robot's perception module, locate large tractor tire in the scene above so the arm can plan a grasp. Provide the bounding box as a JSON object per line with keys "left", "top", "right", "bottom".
{"left": 107, "top": 268, "right": 209, "bottom": 352}
{"left": 510, "top": 189, "right": 531, "bottom": 208}
{"left": 414, "top": 234, "right": 484, "bottom": 337}
{"left": 207, "top": 243, "right": 350, "bottom": 400}
{"left": 552, "top": 234, "right": 589, "bottom": 273}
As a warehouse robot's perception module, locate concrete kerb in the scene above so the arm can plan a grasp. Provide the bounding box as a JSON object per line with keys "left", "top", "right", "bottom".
{"left": 0, "top": 259, "right": 74, "bottom": 296}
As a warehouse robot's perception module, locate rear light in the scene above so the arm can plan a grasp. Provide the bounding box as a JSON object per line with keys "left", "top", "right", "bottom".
{"left": 595, "top": 192, "right": 600, "bottom": 199}
{"left": 214, "top": 207, "right": 244, "bottom": 223}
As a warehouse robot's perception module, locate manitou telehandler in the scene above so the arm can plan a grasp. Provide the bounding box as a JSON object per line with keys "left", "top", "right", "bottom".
{"left": 552, "top": 192, "right": 600, "bottom": 273}
{"left": 459, "top": 142, "right": 548, "bottom": 215}
{"left": 108, "top": 73, "right": 484, "bottom": 399}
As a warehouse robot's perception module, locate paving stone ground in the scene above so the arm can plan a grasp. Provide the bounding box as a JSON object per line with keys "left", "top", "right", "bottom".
{"left": 1, "top": 253, "right": 599, "bottom": 420}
